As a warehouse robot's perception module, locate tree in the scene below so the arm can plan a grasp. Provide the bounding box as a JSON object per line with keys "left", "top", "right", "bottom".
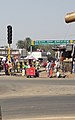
{"left": 16, "top": 40, "right": 24, "bottom": 49}
{"left": 32, "top": 45, "right": 39, "bottom": 51}
{"left": 16, "top": 38, "right": 31, "bottom": 52}
{"left": 16, "top": 39, "right": 55, "bottom": 57}
{"left": 36, "top": 45, "right": 55, "bottom": 57}
{"left": 25, "top": 37, "right": 31, "bottom": 52}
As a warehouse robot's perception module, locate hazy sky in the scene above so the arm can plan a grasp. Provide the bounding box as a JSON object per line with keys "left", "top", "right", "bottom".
{"left": 0, "top": 0, "right": 75, "bottom": 48}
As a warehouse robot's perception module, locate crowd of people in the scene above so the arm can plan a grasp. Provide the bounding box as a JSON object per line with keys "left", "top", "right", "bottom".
{"left": 1, "top": 58, "right": 40, "bottom": 77}
{"left": 46, "top": 59, "right": 62, "bottom": 78}
{"left": 0, "top": 57, "right": 74, "bottom": 78}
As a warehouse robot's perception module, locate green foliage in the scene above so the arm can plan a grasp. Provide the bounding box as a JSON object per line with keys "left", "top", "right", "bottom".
{"left": 32, "top": 45, "right": 38, "bottom": 51}
{"left": 33, "top": 45, "right": 55, "bottom": 57}
{"left": 16, "top": 39, "right": 55, "bottom": 57}
{"left": 16, "top": 38, "right": 31, "bottom": 51}
{"left": 25, "top": 37, "right": 31, "bottom": 52}
{"left": 16, "top": 40, "right": 24, "bottom": 49}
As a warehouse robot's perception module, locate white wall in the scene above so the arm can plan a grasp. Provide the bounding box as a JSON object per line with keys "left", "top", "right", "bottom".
{"left": 31, "top": 52, "right": 41, "bottom": 59}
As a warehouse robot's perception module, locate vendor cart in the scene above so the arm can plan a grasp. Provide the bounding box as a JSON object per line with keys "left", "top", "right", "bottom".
{"left": 26, "top": 67, "right": 36, "bottom": 78}
{"left": 26, "top": 67, "right": 39, "bottom": 78}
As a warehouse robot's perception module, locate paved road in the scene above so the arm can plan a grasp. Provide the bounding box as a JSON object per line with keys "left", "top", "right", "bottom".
{"left": 0, "top": 79, "right": 75, "bottom": 120}
{"left": 0, "top": 95, "right": 75, "bottom": 120}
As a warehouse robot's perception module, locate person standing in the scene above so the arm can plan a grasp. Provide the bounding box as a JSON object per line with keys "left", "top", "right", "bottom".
{"left": 35, "top": 59, "right": 40, "bottom": 77}
{"left": 46, "top": 60, "right": 52, "bottom": 77}
{"left": 4, "top": 61, "right": 9, "bottom": 75}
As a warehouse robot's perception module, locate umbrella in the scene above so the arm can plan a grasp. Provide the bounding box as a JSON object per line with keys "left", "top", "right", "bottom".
{"left": 24, "top": 55, "right": 36, "bottom": 60}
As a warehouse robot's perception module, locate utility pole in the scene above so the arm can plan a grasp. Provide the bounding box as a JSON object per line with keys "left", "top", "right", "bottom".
{"left": 71, "top": 44, "right": 74, "bottom": 73}
{"left": 65, "top": 12, "right": 75, "bottom": 74}
{"left": 30, "top": 40, "right": 34, "bottom": 53}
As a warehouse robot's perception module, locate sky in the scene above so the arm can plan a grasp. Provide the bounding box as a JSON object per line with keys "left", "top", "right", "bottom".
{"left": 0, "top": 0, "right": 75, "bottom": 48}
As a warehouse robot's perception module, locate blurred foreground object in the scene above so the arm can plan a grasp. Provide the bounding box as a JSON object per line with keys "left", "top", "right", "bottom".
{"left": 0, "top": 106, "right": 2, "bottom": 120}
{"left": 65, "top": 12, "right": 75, "bottom": 23}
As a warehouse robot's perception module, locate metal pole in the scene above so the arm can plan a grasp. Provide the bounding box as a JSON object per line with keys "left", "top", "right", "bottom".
{"left": 0, "top": 106, "right": 2, "bottom": 120}
{"left": 71, "top": 55, "right": 73, "bottom": 74}
{"left": 8, "top": 44, "right": 10, "bottom": 62}
{"left": 8, "top": 44, "right": 11, "bottom": 75}
{"left": 71, "top": 44, "right": 74, "bottom": 74}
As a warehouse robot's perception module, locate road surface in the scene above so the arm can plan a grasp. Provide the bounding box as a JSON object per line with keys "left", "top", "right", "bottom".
{"left": 0, "top": 79, "right": 75, "bottom": 120}
{"left": 0, "top": 95, "right": 75, "bottom": 120}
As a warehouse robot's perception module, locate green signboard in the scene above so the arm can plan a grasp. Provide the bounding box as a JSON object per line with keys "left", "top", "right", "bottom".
{"left": 34, "top": 40, "right": 70, "bottom": 45}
